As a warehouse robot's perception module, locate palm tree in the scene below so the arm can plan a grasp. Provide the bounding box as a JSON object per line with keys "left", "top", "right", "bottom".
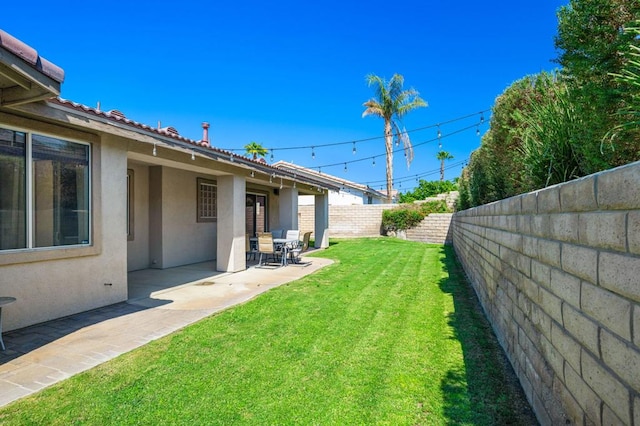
{"left": 436, "top": 151, "right": 454, "bottom": 181}
{"left": 362, "top": 74, "right": 427, "bottom": 203}
{"left": 244, "top": 141, "right": 268, "bottom": 160}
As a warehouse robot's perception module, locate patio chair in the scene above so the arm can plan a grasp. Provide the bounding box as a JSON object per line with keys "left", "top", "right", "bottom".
{"left": 257, "top": 232, "right": 284, "bottom": 266}
{"left": 246, "top": 234, "right": 258, "bottom": 261}
{"left": 285, "top": 229, "right": 300, "bottom": 247}
{"left": 270, "top": 229, "right": 284, "bottom": 239}
{"left": 288, "top": 231, "right": 312, "bottom": 264}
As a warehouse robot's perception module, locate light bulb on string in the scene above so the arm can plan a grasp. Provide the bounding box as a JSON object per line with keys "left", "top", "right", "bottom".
{"left": 191, "top": 150, "right": 195, "bottom": 160}
{"left": 270, "top": 149, "right": 274, "bottom": 161}
{"left": 152, "top": 143, "right": 157, "bottom": 156}
{"left": 372, "top": 157, "right": 376, "bottom": 167}
{"left": 480, "top": 113, "right": 485, "bottom": 123}
{"left": 437, "top": 125, "right": 442, "bottom": 140}
{"left": 352, "top": 142, "right": 356, "bottom": 155}
{"left": 344, "top": 162, "right": 348, "bottom": 173}
{"left": 476, "top": 126, "right": 480, "bottom": 136}
{"left": 311, "top": 146, "right": 315, "bottom": 160}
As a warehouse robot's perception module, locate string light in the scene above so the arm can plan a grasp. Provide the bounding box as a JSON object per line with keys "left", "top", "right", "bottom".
{"left": 191, "top": 150, "right": 195, "bottom": 160}
{"left": 250, "top": 170, "right": 255, "bottom": 178}
{"left": 372, "top": 157, "right": 376, "bottom": 167}
{"left": 476, "top": 126, "right": 480, "bottom": 136}
{"left": 352, "top": 142, "right": 356, "bottom": 155}
{"left": 364, "top": 159, "right": 468, "bottom": 188}
{"left": 306, "top": 121, "right": 481, "bottom": 176}
{"left": 270, "top": 149, "right": 274, "bottom": 161}
{"left": 344, "top": 162, "right": 348, "bottom": 173}
{"left": 152, "top": 143, "right": 157, "bottom": 156}
{"left": 311, "top": 146, "right": 315, "bottom": 160}
{"left": 218, "top": 109, "right": 490, "bottom": 154}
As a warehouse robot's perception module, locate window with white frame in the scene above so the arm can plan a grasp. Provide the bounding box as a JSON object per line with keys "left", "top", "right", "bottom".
{"left": 197, "top": 178, "right": 216, "bottom": 222}
{"left": 0, "top": 127, "right": 91, "bottom": 251}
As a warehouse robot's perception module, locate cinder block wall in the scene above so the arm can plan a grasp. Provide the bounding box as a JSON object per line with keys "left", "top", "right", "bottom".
{"left": 406, "top": 213, "right": 453, "bottom": 244}
{"left": 452, "top": 161, "right": 640, "bottom": 425}
{"left": 299, "top": 204, "right": 453, "bottom": 243}
{"left": 299, "top": 204, "right": 387, "bottom": 237}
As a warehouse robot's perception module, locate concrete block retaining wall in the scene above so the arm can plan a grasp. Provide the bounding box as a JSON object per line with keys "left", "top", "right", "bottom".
{"left": 299, "top": 204, "right": 453, "bottom": 244}
{"left": 451, "top": 161, "right": 640, "bottom": 425}
{"left": 406, "top": 213, "right": 453, "bottom": 245}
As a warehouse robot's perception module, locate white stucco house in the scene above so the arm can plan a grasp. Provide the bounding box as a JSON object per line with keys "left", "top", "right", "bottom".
{"left": 273, "top": 161, "right": 387, "bottom": 206}
{"left": 0, "top": 30, "right": 336, "bottom": 331}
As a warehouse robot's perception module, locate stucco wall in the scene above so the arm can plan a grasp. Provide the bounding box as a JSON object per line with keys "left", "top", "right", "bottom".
{"left": 127, "top": 162, "right": 150, "bottom": 271}
{"left": 157, "top": 167, "right": 217, "bottom": 269}
{"left": 1, "top": 134, "right": 128, "bottom": 331}
{"left": 452, "top": 161, "right": 640, "bottom": 425}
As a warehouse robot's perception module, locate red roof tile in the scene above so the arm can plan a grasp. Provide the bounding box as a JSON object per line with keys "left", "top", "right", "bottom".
{"left": 0, "top": 30, "right": 65, "bottom": 83}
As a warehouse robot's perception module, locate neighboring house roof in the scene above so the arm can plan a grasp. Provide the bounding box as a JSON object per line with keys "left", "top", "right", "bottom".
{"left": 0, "top": 30, "right": 64, "bottom": 106}
{"left": 273, "top": 161, "right": 386, "bottom": 199}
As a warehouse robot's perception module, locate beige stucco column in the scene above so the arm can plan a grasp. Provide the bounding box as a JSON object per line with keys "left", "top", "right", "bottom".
{"left": 314, "top": 192, "right": 329, "bottom": 248}
{"left": 216, "top": 175, "right": 246, "bottom": 272}
{"left": 279, "top": 187, "right": 299, "bottom": 231}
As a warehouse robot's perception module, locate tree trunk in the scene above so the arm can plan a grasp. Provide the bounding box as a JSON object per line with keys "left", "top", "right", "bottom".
{"left": 440, "top": 159, "right": 445, "bottom": 181}
{"left": 384, "top": 120, "right": 394, "bottom": 203}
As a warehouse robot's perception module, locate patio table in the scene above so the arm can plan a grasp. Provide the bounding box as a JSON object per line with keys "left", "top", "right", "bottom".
{"left": 273, "top": 238, "right": 298, "bottom": 266}
{"left": 0, "top": 297, "right": 16, "bottom": 350}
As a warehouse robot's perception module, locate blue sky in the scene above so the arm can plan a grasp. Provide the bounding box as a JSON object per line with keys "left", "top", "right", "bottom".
{"left": 2, "top": 0, "right": 566, "bottom": 192}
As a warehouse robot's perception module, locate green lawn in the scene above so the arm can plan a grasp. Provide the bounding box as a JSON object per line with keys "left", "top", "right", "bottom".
{"left": 0, "top": 238, "right": 536, "bottom": 425}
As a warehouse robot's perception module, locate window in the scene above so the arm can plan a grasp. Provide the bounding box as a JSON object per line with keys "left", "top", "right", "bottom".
{"left": 197, "top": 178, "right": 216, "bottom": 222}
{"left": 0, "top": 127, "right": 91, "bottom": 251}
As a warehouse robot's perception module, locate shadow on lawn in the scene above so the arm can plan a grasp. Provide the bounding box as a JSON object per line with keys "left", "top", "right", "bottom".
{"left": 436, "top": 245, "right": 538, "bottom": 426}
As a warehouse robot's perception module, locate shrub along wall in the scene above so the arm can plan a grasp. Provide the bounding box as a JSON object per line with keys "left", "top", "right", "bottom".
{"left": 452, "top": 161, "right": 640, "bottom": 425}
{"left": 299, "top": 204, "right": 453, "bottom": 243}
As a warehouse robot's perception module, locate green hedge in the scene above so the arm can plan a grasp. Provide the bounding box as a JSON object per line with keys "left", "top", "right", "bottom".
{"left": 382, "top": 200, "right": 450, "bottom": 232}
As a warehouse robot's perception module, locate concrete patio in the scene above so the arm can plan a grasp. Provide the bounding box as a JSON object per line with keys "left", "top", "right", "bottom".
{"left": 0, "top": 254, "right": 332, "bottom": 408}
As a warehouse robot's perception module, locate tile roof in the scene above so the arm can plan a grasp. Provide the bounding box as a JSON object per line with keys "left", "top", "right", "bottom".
{"left": 273, "top": 160, "right": 386, "bottom": 197}
{"left": 0, "top": 30, "right": 336, "bottom": 192}
{"left": 0, "top": 30, "right": 64, "bottom": 83}
{"left": 46, "top": 98, "right": 340, "bottom": 191}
